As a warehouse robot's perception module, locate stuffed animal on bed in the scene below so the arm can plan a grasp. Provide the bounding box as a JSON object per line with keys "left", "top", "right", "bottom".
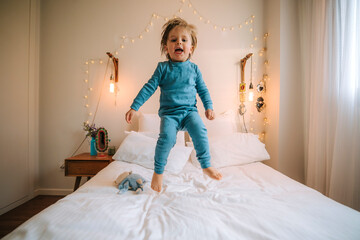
{"left": 114, "top": 171, "right": 146, "bottom": 194}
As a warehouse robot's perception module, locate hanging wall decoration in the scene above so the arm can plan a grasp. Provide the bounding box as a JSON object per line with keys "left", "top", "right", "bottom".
{"left": 79, "top": 0, "right": 269, "bottom": 142}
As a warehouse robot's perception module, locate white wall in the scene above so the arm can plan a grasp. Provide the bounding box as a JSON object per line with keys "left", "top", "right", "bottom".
{"left": 279, "top": 0, "right": 304, "bottom": 183}
{"left": 38, "top": 0, "right": 265, "bottom": 192}
{"left": 264, "top": 0, "right": 304, "bottom": 183}
{"left": 0, "top": 0, "right": 305, "bottom": 208}
{"left": 0, "top": 0, "right": 39, "bottom": 214}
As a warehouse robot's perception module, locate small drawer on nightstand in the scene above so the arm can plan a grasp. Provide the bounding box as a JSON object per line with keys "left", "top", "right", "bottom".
{"left": 65, "top": 160, "right": 109, "bottom": 176}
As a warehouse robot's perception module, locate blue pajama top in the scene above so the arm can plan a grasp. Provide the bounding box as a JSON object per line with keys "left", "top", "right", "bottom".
{"left": 130, "top": 60, "right": 213, "bottom": 116}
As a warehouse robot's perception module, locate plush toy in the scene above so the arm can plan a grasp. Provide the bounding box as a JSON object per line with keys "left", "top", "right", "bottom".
{"left": 114, "top": 171, "right": 146, "bottom": 194}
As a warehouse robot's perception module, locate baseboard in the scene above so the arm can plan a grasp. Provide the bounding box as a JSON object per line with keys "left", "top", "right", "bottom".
{"left": 34, "top": 188, "right": 72, "bottom": 196}
{"left": 0, "top": 189, "right": 71, "bottom": 215}
{"left": 0, "top": 195, "right": 34, "bottom": 215}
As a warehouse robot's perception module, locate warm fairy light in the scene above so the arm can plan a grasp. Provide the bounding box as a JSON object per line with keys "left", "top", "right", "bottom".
{"left": 248, "top": 90, "right": 254, "bottom": 101}
{"left": 81, "top": 0, "right": 261, "bottom": 125}
{"left": 111, "top": 0, "right": 256, "bottom": 53}
{"left": 110, "top": 82, "right": 115, "bottom": 93}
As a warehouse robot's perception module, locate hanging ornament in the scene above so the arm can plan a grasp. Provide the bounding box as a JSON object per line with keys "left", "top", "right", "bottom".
{"left": 256, "top": 97, "right": 265, "bottom": 112}
{"left": 257, "top": 80, "right": 265, "bottom": 93}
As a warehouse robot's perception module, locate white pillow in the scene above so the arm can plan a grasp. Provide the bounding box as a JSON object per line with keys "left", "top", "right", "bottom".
{"left": 201, "top": 110, "right": 237, "bottom": 138}
{"left": 138, "top": 113, "right": 185, "bottom": 146}
{"left": 187, "top": 132, "right": 270, "bottom": 169}
{"left": 113, "top": 131, "right": 193, "bottom": 174}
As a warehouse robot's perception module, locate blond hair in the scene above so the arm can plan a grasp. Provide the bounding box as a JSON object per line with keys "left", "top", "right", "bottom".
{"left": 160, "top": 18, "right": 197, "bottom": 60}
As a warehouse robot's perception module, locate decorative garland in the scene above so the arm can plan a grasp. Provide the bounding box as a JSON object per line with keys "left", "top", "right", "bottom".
{"left": 81, "top": 0, "right": 269, "bottom": 140}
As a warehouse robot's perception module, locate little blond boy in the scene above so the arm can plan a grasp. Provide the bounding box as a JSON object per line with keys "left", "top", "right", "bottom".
{"left": 125, "top": 18, "right": 222, "bottom": 192}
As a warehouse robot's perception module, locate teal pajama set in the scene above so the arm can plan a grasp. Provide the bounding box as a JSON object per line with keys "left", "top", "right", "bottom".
{"left": 130, "top": 60, "right": 213, "bottom": 174}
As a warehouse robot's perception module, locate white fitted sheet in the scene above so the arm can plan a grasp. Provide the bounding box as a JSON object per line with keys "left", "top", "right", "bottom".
{"left": 4, "top": 160, "right": 360, "bottom": 240}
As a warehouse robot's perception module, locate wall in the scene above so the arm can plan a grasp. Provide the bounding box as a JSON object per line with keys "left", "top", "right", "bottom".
{"left": 38, "top": 0, "right": 265, "bottom": 192}
{"left": 0, "top": 0, "right": 305, "bottom": 205}
{"left": 279, "top": 0, "right": 304, "bottom": 183}
{"left": 0, "top": 0, "right": 39, "bottom": 214}
{"left": 264, "top": 0, "right": 304, "bottom": 183}
{"left": 264, "top": 0, "right": 280, "bottom": 171}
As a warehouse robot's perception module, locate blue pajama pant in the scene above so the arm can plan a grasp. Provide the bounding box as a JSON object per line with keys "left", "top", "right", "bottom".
{"left": 154, "top": 110, "right": 211, "bottom": 174}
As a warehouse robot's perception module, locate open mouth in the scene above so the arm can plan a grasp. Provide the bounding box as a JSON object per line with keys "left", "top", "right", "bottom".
{"left": 175, "top": 48, "right": 184, "bottom": 54}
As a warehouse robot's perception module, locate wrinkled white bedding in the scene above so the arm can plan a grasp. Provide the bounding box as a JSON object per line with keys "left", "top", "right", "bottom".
{"left": 5, "top": 161, "right": 360, "bottom": 240}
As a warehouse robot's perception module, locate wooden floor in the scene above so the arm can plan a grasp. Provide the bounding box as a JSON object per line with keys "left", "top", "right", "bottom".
{"left": 0, "top": 195, "right": 64, "bottom": 238}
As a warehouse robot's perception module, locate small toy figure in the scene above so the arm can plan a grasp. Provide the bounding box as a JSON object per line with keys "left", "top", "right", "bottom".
{"left": 115, "top": 171, "right": 146, "bottom": 194}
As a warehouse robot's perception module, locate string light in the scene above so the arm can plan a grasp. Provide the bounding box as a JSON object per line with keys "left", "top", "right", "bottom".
{"left": 81, "top": 0, "right": 262, "bottom": 129}
{"left": 112, "top": 0, "right": 257, "bottom": 54}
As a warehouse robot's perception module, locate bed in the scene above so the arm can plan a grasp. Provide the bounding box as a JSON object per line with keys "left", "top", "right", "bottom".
{"left": 4, "top": 112, "right": 360, "bottom": 240}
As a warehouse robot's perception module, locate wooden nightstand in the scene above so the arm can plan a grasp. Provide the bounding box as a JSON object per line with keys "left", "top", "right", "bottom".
{"left": 65, "top": 152, "right": 113, "bottom": 191}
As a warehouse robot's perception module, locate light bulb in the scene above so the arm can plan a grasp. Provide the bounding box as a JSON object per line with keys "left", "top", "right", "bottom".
{"left": 110, "top": 82, "right": 115, "bottom": 93}
{"left": 248, "top": 90, "right": 254, "bottom": 101}
{"left": 109, "top": 74, "right": 115, "bottom": 93}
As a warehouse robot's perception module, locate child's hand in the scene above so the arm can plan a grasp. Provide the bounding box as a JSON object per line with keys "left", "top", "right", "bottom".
{"left": 125, "top": 109, "right": 136, "bottom": 124}
{"left": 205, "top": 109, "right": 215, "bottom": 120}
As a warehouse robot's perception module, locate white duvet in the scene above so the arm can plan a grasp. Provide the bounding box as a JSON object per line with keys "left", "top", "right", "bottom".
{"left": 4, "top": 161, "right": 360, "bottom": 240}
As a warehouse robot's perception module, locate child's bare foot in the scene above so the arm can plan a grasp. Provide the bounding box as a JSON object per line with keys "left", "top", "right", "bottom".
{"left": 151, "top": 172, "right": 163, "bottom": 192}
{"left": 203, "top": 167, "right": 222, "bottom": 180}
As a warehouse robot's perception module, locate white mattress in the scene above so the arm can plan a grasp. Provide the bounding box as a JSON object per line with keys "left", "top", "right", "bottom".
{"left": 4, "top": 160, "right": 360, "bottom": 240}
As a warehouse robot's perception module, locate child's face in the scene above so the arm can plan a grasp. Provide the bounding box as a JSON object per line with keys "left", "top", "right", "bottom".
{"left": 165, "top": 26, "right": 194, "bottom": 62}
